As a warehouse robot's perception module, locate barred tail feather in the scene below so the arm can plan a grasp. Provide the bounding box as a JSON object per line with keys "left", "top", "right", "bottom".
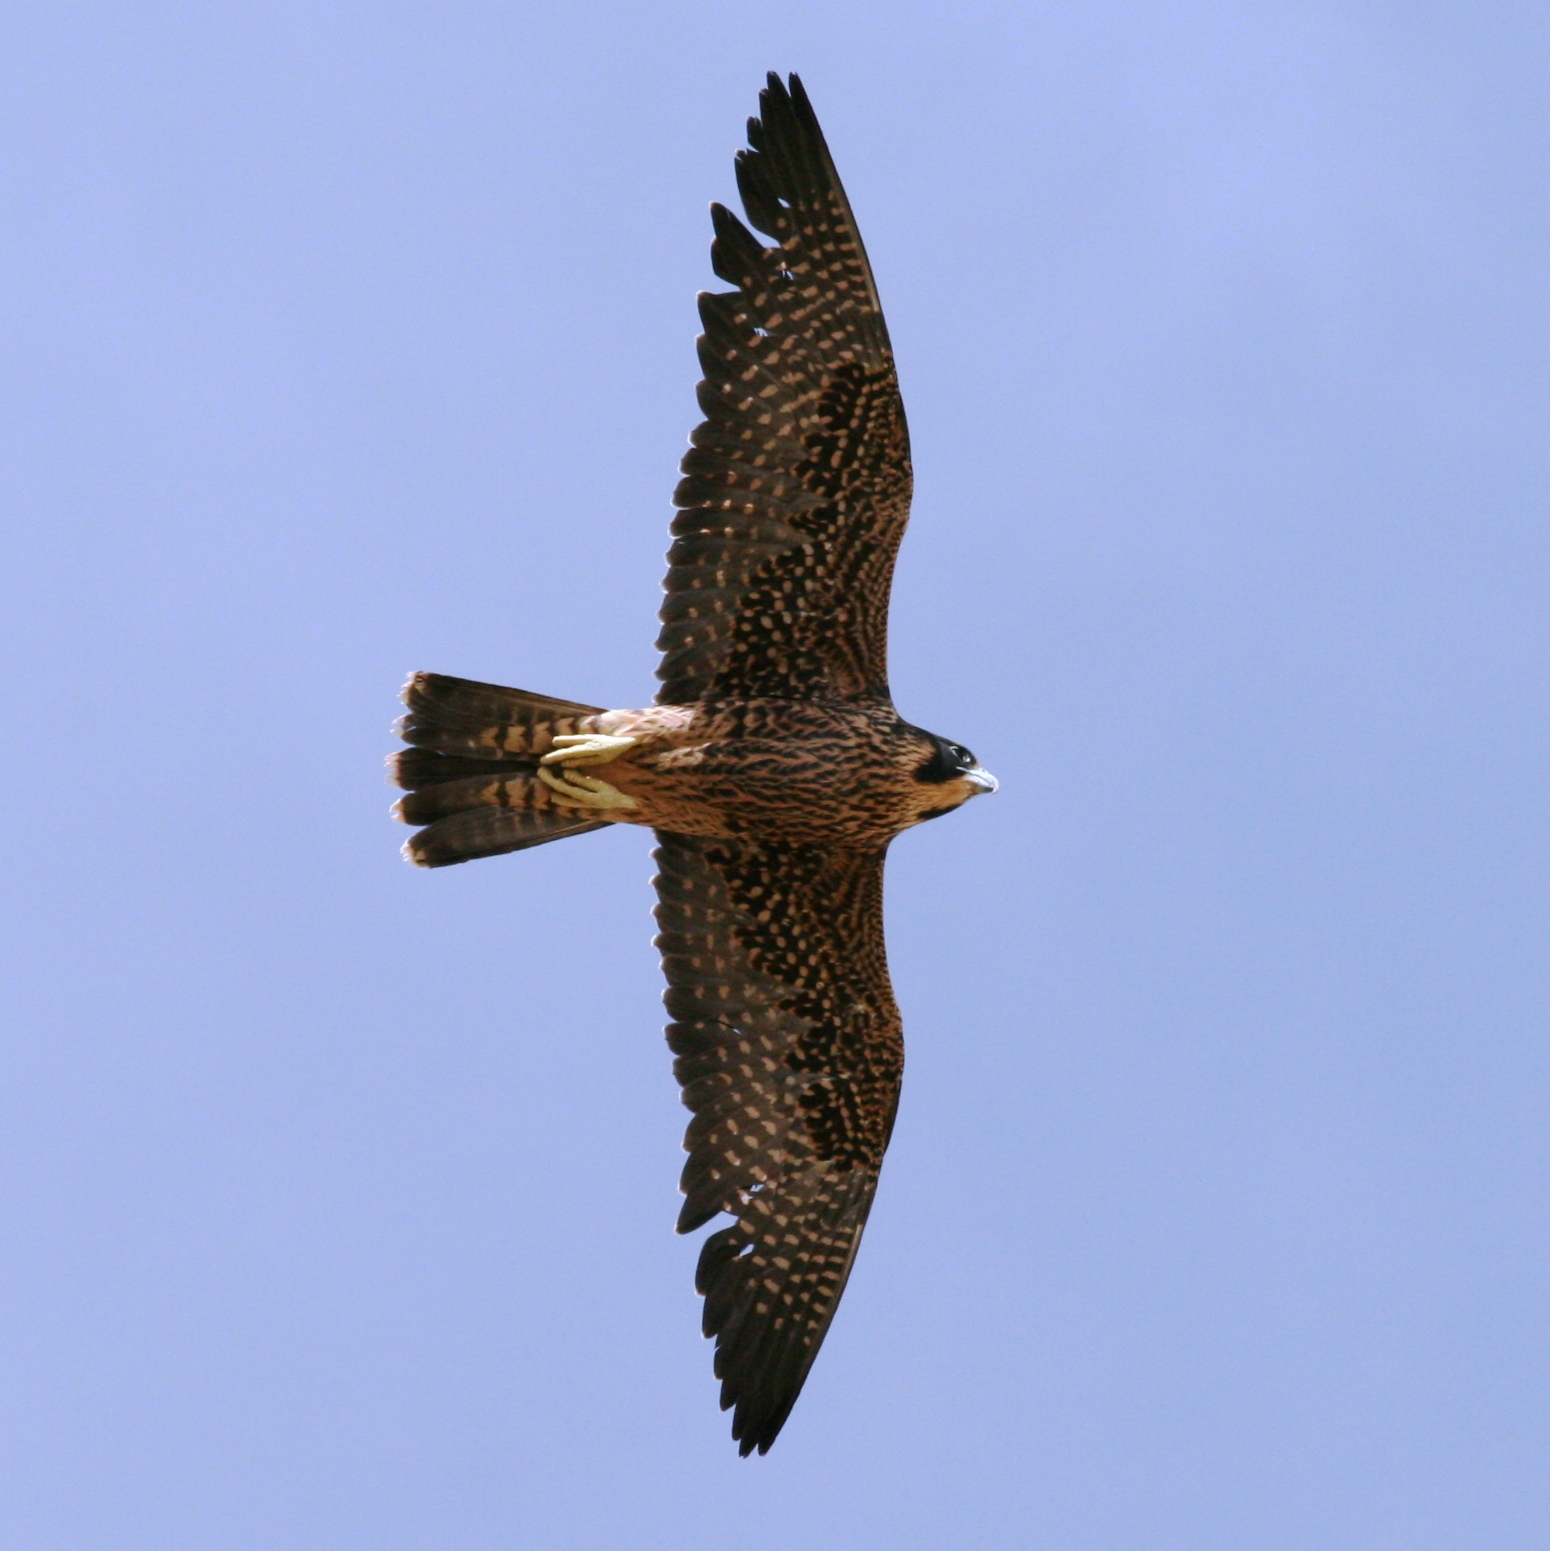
{"left": 391, "top": 748, "right": 520, "bottom": 790}
{"left": 391, "top": 671, "right": 611, "bottom": 867}
{"left": 404, "top": 808, "right": 607, "bottom": 868}
{"left": 397, "top": 671, "right": 604, "bottom": 759}
{"left": 402, "top": 670, "right": 603, "bottom": 725}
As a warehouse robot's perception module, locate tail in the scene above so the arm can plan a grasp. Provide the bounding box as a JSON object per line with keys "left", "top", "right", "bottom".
{"left": 390, "top": 672, "right": 611, "bottom": 867}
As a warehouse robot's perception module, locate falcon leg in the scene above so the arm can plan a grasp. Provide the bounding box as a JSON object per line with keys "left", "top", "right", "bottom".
{"left": 537, "top": 764, "right": 639, "bottom": 811}
{"left": 541, "top": 733, "right": 638, "bottom": 768}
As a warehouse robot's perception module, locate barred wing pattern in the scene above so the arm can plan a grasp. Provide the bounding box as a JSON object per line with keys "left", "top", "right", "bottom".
{"left": 657, "top": 73, "right": 912, "bottom": 707}
{"left": 653, "top": 832, "right": 903, "bottom": 1454}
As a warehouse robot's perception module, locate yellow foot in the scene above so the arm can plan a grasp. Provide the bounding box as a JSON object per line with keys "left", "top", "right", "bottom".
{"left": 541, "top": 733, "right": 639, "bottom": 768}
{"left": 537, "top": 764, "right": 639, "bottom": 811}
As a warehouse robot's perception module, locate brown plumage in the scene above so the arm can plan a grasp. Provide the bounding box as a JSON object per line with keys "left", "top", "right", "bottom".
{"left": 389, "top": 74, "right": 995, "bottom": 1455}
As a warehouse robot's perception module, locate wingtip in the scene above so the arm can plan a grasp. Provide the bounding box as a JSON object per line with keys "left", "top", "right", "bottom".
{"left": 731, "top": 1402, "right": 788, "bottom": 1457}
{"left": 675, "top": 1195, "right": 718, "bottom": 1235}
{"left": 755, "top": 71, "right": 801, "bottom": 134}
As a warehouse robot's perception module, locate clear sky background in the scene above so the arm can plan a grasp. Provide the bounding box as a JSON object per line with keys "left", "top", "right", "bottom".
{"left": 3, "top": 4, "right": 1547, "bottom": 1547}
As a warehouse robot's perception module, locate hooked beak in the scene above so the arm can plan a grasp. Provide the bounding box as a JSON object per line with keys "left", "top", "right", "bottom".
{"left": 965, "top": 765, "right": 999, "bottom": 795}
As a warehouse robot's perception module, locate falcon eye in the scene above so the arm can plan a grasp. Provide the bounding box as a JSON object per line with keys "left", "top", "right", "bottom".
{"left": 914, "top": 736, "right": 972, "bottom": 784}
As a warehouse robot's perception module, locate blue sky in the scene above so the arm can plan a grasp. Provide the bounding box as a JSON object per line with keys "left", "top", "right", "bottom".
{"left": 3, "top": 4, "right": 1547, "bottom": 1547}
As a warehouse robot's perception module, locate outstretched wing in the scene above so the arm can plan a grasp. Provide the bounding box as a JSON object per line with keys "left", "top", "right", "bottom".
{"left": 657, "top": 73, "right": 912, "bottom": 707}
{"left": 652, "top": 832, "right": 904, "bottom": 1454}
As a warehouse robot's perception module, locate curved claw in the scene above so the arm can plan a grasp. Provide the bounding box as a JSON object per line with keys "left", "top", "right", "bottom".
{"left": 537, "top": 764, "right": 639, "bottom": 810}
{"left": 541, "top": 733, "right": 638, "bottom": 768}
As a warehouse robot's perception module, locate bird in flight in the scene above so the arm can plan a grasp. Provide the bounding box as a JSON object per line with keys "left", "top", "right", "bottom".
{"left": 391, "top": 73, "right": 995, "bottom": 1455}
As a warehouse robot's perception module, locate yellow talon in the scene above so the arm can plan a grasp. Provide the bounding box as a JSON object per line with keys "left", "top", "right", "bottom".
{"left": 537, "top": 764, "right": 639, "bottom": 810}
{"left": 541, "top": 733, "right": 639, "bottom": 768}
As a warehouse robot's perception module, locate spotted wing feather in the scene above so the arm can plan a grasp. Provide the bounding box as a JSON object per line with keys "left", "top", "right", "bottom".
{"left": 653, "top": 831, "right": 903, "bottom": 1454}
{"left": 657, "top": 73, "right": 912, "bottom": 707}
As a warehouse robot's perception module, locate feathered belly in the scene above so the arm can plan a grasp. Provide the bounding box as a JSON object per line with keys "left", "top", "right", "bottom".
{"left": 582, "top": 700, "right": 915, "bottom": 848}
{"left": 604, "top": 740, "right": 909, "bottom": 847}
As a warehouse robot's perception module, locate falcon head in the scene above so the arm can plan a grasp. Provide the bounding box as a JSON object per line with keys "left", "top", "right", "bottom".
{"left": 906, "top": 729, "right": 998, "bottom": 824}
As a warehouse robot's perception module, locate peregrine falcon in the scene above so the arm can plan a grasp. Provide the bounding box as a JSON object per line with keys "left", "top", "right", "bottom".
{"left": 390, "top": 73, "right": 996, "bottom": 1455}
